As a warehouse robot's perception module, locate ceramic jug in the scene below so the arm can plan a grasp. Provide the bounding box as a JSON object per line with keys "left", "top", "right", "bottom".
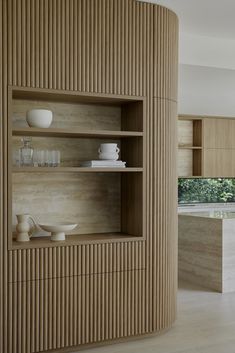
{"left": 16, "top": 214, "right": 37, "bottom": 242}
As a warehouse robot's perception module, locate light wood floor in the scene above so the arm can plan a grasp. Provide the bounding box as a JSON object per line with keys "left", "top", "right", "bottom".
{"left": 79, "top": 281, "right": 235, "bottom": 353}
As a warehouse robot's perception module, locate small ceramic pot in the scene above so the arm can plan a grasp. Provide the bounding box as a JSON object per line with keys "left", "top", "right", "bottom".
{"left": 26, "top": 109, "right": 53, "bottom": 128}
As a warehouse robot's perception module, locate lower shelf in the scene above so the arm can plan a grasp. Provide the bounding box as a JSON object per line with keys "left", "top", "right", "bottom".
{"left": 11, "top": 232, "right": 144, "bottom": 249}
{"left": 12, "top": 167, "right": 143, "bottom": 173}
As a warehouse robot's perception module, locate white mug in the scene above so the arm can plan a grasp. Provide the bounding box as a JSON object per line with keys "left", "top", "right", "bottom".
{"left": 98, "top": 143, "right": 120, "bottom": 154}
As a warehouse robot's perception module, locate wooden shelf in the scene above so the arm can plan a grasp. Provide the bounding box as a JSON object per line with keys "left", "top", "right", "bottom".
{"left": 178, "top": 146, "right": 202, "bottom": 150}
{"left": 11, "top": 233, "right": 145, "bottom": 249}
{"left": 12, "top": 167, "right": 143, "bottom": 173}
{"left": 12, "top": 127, "right": 143, "bottom": 139}
{"left": 12, "top": 85, "right": 145, "bottom": 105}
{"left": 178, "top": 117, "right": 203, "bottom": 177}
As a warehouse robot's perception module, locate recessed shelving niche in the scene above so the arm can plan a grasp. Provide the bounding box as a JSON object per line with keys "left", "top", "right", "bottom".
{"left": 178, "top": 116, "right": 203, "bottom": 177}
{"left": 8, "top": 86, "right": 146, "bottom": 249}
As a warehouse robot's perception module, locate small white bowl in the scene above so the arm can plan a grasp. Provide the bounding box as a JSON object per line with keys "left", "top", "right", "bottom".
{"left": 38, "top": 222, "right": 78, "bottom": 241}
{"left": 26, "top": 109, "right": 53, "bottom": 128}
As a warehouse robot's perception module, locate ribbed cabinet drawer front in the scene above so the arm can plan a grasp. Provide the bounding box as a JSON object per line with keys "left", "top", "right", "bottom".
{"left": 8, "top": 241, "right": 146, "bottom": 282}
{"left": 8, "top": 269, "right": 146, "bottom": 353}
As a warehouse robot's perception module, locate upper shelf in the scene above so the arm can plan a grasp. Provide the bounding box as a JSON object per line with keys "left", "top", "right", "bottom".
{"left": 12, "top": 127, "right": 143, "bottom": 139}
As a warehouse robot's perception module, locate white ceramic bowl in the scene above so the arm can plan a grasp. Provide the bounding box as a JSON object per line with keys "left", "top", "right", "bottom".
{"left": 39, "top": 222, "right": 78, "bottom": 241}
{"left": 26, "top": 109, "right": 53, "bottom": 128}
{"left": 39, "top": 222, "right": 77, "bottom": 233}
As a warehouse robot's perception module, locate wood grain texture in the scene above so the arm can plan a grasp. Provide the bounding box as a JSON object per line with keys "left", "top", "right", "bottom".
{"left": 8, "top": 270, "right": 146, "bottom": 352}
{"left": 203, "top": 149, "right": 235, "bottom": 177}
{"left": 203, "top": 118, "right": 235, "bottom": 176}
{"left": 0, "top": 0, "right": 178, "bottom": 352}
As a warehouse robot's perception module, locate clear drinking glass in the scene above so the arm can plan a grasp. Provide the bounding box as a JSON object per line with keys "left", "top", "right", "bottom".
{"left": 33, "top": 150, "right": 39, "bottom": 167}
{"left": 38, "top": 150, "right": 45, "bottom": 167}
{"left": 52, "top": 150, "right": 60, "bottom": 167}
{"left": 31, "top": 149, "right": 61, "bottom": 167}
{"left": 44, "top": 150, "right": 49, "bottom": 167}
{"left": 19, "top": 137, "right": 34, "bottom": 167}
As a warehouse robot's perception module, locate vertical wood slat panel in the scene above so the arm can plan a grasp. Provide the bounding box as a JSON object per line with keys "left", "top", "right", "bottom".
{"left": 8, "top": 242, "right": 146, "bottom": 283}
{"left": 1, "top": 0, "right": 178, "bottom": 352}
{"left": 8, "top": 270, "right": 147, "bottom": 352}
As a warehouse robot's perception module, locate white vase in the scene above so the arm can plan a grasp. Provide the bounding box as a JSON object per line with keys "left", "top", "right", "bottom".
{"left": 16, "top": 214, "right": 37, "bottom": 242}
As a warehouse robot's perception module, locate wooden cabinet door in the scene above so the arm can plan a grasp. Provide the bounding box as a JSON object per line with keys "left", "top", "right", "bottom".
{"left": 203, "top": 149, "right": 233, "bottom": 177}
{"left": 204, "top": 119, "right": 233, "bottom": 149}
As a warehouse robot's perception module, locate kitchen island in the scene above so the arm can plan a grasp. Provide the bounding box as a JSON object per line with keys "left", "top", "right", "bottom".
{"left": 179, "top": 211, "right": 235, "bottom": 292}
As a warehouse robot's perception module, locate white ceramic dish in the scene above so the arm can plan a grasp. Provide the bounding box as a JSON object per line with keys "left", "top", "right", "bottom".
{"left": 26, "top": 109, "right": 53, "bottom": 128}
{"left": 39, "top": 222, "right": 78, "bottom": 241}
{"left": 99, "top": 152, "right": 119, "bottom": 160}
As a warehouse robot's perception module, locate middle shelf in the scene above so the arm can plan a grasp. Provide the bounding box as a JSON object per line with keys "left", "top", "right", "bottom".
{"left": 12, "top": 127, "right": 144, "bottom": 139}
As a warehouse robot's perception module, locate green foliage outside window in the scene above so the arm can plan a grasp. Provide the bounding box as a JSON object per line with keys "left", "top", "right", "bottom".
{"left": 178, "top": 178, "right": 235, "bottom": 204}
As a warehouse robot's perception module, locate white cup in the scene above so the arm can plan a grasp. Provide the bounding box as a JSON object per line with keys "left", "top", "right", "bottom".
{"left": 98, "top": 143, "right": 120, "bottom": 154}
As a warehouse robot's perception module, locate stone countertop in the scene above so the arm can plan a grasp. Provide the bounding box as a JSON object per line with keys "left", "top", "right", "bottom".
{"left": 179, "top": 211, "right": 235, "bottom": 219}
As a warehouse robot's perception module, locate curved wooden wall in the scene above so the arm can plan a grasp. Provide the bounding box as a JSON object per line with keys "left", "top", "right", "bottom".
{"left": 0, "top": 0, "right": 178, "bottom": 352}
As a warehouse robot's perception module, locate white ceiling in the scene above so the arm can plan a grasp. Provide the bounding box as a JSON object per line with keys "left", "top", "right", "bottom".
{"left": 138, "top": 0, "right": 235, "bottom": 39}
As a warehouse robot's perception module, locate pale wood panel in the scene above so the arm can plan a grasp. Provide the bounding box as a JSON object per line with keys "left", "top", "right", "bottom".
{"left": 203, "top": 149, "right": 235, "bottom": 177}
{"left": 152, "top": 99, "right": 178, "bottom": 330}
{"left": 0, "top": 0, "right": 178, "bottom": 352}
{"left": 12, "top": 127, "right": 143, "bottom": 138}
{"left": 153, "top": 6, "right": 178, "bottom": 102}
{"left": 204, "top": 118, "right": 233, "bottom": 149}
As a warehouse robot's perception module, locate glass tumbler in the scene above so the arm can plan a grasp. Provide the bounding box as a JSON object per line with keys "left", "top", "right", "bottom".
{"left": 52, "top": 150, "right": 60, "bottom": 167}
{"left": 38, "top": 150, "right": 45, "bottom": 167}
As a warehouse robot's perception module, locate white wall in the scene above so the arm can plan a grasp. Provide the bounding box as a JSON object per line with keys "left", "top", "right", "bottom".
{"left": 178, "top": 33, "right": 235, "bottom": 117}
{"left": 179, "top": 64, "right": 235, "bottom": 117}
{"left": 180, "top": 33, "right": 235, "bottom": 70}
